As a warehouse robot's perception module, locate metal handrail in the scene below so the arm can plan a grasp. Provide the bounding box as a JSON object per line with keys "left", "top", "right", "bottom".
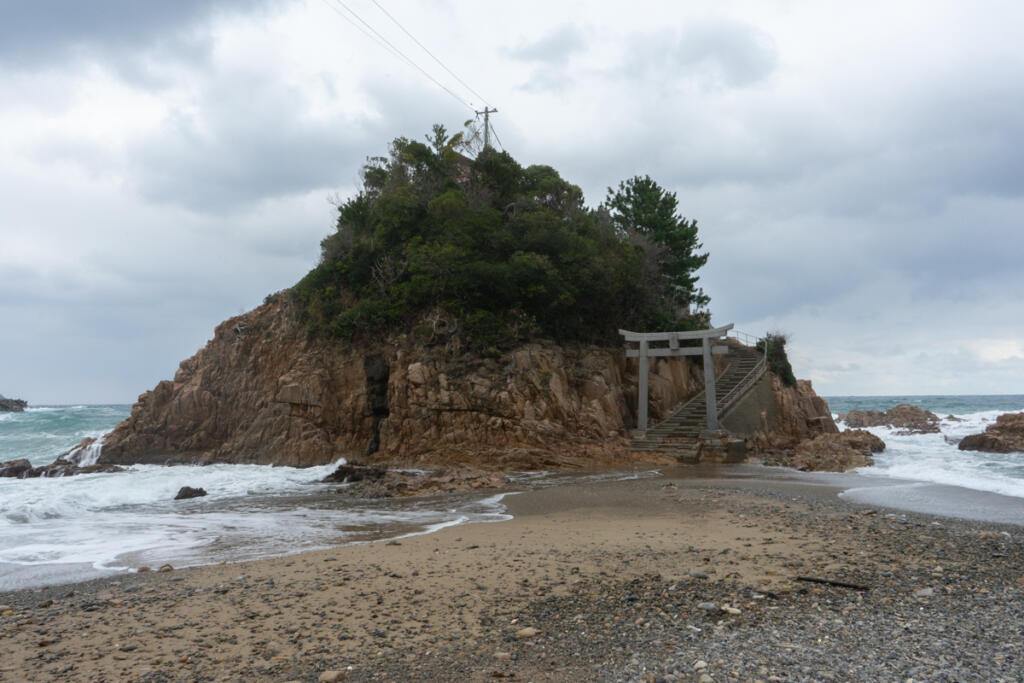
{"left": 717, "top": 330, "right": 769, "bottom": 417}
{"left": 726, "top": 329, "right": 760, "bottom": 348}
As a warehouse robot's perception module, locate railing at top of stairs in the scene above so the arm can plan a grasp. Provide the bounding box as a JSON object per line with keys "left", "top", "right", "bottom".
{"left": 716, "top": 330, "right": 769, "bottom": 418}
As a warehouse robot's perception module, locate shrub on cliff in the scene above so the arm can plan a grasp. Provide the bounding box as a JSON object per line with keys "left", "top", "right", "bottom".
{"left": 293, "top": 125, "right": 708, "bottom": 347}
{"left": 758, "top": 332, "right": 797, "bottom": 387}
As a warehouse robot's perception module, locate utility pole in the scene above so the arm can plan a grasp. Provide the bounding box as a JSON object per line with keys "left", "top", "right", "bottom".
{"left": 475, "top": 107, "right": 497, "bottom": 149}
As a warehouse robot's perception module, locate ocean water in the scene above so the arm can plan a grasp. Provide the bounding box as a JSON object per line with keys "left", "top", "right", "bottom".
{"left": 826, "top": 394, "right": 1024, "bottom": 501}
{"left": 0, "top": 404, "right": 129, "bottom": 466}
{"left": 2, "top": 397, "right": 1022, "bottom": 591}
{"left": 0, "top": 405, "right": 515, "bottom": 591}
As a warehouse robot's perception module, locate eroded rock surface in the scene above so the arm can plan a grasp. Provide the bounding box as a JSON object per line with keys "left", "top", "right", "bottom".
{"left": 839, "top": 404, "right": 940, "bottom": 434}
{"left": 771, "top": 429, "right": 886, "bottom": 472}
{"left": 747, "top": 376, "right": 839, "bottom": 453}
{"left": 96, "top": 300, "right": 704, "bottom": 469}
{"left": 959, "top": 412, "right": 1024, "bottom": 453}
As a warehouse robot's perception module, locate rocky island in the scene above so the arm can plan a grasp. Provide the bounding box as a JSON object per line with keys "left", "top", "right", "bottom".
{"left": 51, "top": 128, "right": 857, "bottom": 477}
{"left": 0, "top": 395, "right": 28, "bottom": 412}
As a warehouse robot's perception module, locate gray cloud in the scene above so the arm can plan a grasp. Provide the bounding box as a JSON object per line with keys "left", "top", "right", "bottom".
{"left": 622, "top": 18, "right": 778, "bottom": 90}
{"left": 0, "top": 1, "right": 280, "bottom": 68}
{"left": 505, "top": 25, "right": 587, "bottom": 66}
{"left": 4, "top": 1, "right": 1024, "bottom": 402}
{"left": 125, "top": 64, "right": 475, "bottom": 212}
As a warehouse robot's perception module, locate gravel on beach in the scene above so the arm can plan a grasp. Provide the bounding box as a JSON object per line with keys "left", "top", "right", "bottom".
{"left": 0, "top": 473, "right": 1021, "bottom": 682}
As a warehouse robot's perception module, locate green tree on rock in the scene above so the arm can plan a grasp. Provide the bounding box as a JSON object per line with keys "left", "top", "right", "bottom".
{"left": 292, "top": 126, "right": 714, "bottom": 348}
{"left": 604, "top": 175, "right": 709, "bottom": 315}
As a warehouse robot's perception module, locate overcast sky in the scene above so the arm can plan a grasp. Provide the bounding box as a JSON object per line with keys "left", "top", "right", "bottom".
{"left": 2, "top": 0, "right": 1023, "bottom": 404}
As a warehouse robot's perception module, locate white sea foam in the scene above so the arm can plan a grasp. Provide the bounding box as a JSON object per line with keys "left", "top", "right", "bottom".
{"left": 0, "top": 459, "right": 512, "bottom": 589}
{"left": 62, "top": 434, "right": 105, "bottom": 466}
{"left": 838, "top": 408, "right": 1024, "bottom": 500}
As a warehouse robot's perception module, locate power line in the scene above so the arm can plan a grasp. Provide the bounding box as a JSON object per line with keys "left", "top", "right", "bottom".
{"left": 369, "top": 0, "right": 491, "bottom": 108}
{"left": 489, "top": 122, "right": 505, "bottom": 152}
{"left": 318, "top": 0, "right": 406, "bottom": 69}
{"left": 322, "top": 0, "right": 474, "bottom": 111}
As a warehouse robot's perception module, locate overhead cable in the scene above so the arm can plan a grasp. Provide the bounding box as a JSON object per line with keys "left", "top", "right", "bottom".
{"left": 322, "top": 0, "right": 474, "bottom": 111}
{"left": 489, "top": 123, "right": 505, "bottom": 152}
{"left": 369, "top": 0, "right": 491, "bottom": 108}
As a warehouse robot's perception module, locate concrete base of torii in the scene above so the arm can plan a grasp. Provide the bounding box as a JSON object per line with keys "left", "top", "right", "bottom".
{"left": 696, "top": 430, "right": 747, "bottom": 463}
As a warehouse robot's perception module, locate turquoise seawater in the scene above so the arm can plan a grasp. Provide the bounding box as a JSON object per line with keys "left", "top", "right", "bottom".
{"left": 0, "top": 405, "right": 130, "bottom": 466}
{"left": 825, "top": 394, "right": 1024, "bottom": 416}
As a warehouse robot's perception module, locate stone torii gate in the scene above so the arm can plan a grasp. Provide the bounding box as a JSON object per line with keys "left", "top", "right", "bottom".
{"left": 619, "top": 324, "right": 734, "bottom": 433}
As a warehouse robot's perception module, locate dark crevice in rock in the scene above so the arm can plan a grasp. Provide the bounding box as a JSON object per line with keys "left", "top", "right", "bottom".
{"left": 363, "top": 354, "right": 390, "bottom": 456}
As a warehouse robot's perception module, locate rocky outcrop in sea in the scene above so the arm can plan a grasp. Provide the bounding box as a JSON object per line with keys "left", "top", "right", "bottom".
{"left": 0, "top": 396, "right": 28, "bottom": 412}
{"left": 838, "top": 403, "right": 940, "bottom": 434}
{"left": 958, "top": 412, "right": 1024, "bottom": 453}
{"left": 765, "top": 429, "right": 886, "bottom": 472}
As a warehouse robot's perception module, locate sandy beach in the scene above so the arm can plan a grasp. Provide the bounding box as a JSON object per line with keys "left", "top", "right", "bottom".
{"left": 1, "top": 468, "right": 1021, "bottom": 682}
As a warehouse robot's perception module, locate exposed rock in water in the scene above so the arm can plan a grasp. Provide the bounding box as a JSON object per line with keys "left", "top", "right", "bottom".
{"left": 321, "top": 462, "right": 387, "bottom": 483}
{"left": 0, "top": 397, "right": 28, "bottom": 412}
{"left": 0, "top": 459, "right": 34, "bottom": 478}
{"left": 174, "top": 486, "right": 208, "bottom": 500}
{"left": 838, "top": 403, "right": 940, "bottom": 434}
{"left": 767, "top": 429, "right": 886, "bottom": 472}
{"left": 0, "top": 458, "right": 125, "bottom": 479}
{"left": 959, "top": 412, "right": 1024, "bottom": 453}
{"left": 96, "top": 300, "right": 708, "bottom": 469}
{"left": 336, "top": 466, "right": 507, "bottom": 498}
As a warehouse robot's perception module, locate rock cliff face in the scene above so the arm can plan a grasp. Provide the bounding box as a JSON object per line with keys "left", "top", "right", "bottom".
{"left": 731, "top": 374, "right": 880, "bottom": 472}
{"left": 98, "top": 300, "right": 704, "bottom": 469}
{"left": 959, "top": 412, "right": 1024, "bottom": 453}
{"left": 746, "top": 376, "right": 839, "bottom": 452}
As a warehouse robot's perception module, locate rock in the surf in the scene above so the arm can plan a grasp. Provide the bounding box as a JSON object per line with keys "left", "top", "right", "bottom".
{"left": 838, "top": 403, "right": 940, "bottom": 434}
{"left": 0, "top": 459, "right": 34, "bottom": 478}
{"left": 174, "top": 486, "right": 208, "bottom": 500}
{"left": 959, "top": 412, "right": 1024, "bottom": 453}
{"left": 0, "top": 396, "right": 28, "bottom": 412}
{"left": 321, "top": 463, "right": 387, "bottom": 483}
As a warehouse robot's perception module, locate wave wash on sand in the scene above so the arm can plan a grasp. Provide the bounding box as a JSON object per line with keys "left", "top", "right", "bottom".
{"left": 0, "top": 470, "right": 1021, "bottom": 682}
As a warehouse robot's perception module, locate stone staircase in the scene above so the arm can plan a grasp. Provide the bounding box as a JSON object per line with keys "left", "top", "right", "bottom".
{"left": 629, "top": 340, "right": 765, "bottom": 462}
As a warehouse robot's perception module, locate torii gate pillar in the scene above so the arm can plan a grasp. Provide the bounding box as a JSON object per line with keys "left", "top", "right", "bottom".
{"left": 620, "top": 324, "right": 734, "bottom": 434}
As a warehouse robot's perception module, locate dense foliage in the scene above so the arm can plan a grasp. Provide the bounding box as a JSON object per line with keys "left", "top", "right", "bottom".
{"left": 292, "top": 126, "right": 709, "bottom": 350}
{"left": 758, "top": 333, "right": 797, "bottom": 387}
{"left": 604, "top": 175, "right": 709, "bottom": 313}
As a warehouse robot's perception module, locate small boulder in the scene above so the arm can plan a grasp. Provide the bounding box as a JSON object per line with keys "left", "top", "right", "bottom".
{"left": 174, "top": 486, "right": 208, "bottom": 500}
{"left": 321, "top": 463, "right": 387, "bottom": 484}
{"left": 0, "top": 459, "right": 34, "bottom": 478}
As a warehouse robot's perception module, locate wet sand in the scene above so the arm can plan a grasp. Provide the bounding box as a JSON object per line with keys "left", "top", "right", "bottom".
{"left": 1, "top": 469, "right": 1022, "bottom": 681}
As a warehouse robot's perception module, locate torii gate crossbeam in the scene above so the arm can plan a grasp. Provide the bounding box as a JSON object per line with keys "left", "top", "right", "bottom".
{"left": 619, "top": 324, "right": 734, "bottom": 433}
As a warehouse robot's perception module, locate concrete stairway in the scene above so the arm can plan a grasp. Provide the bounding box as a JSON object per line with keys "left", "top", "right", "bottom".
{"left": 629, "top": 340, "right": 765, "bottom": 462}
